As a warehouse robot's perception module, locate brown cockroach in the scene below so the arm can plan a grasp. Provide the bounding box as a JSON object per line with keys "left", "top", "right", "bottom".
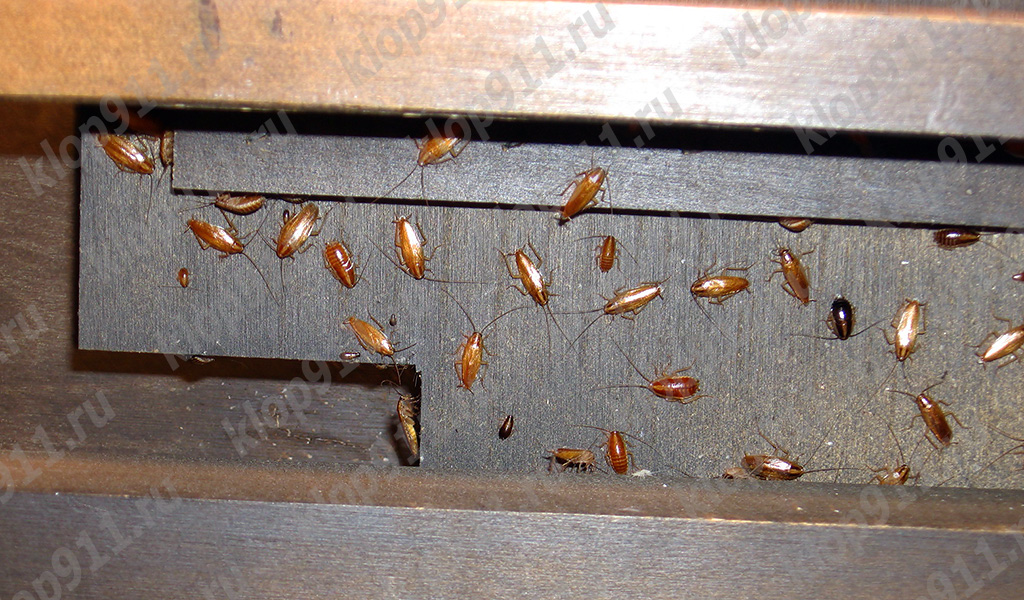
{"left": 599, "top": 340, "right": 703, "bottom": 404}
{"left": 339, "top": 351, "right": 361, "bottom": 361}
{"left": 442, "top": 289, "right": 525, "bottom": 392}
{"left": 933, "top": 228, "right": 1010, "bottom": 258}
{"left": 739, "top": 454, "right": 805, "bottom": 480}
{"left": 377, "top": 131, "right": 469, "bottom": 201}
{"left": 868, "top": 421, "right": 919, "bottom": 485}
{"left": 396, "top": 398, "right": 419, "bottom": 458}
{"left": 767, "top": 247, "right": 812, "bottom": 304}
{"left": 690, "top": 261, "right": 751, "bottom": 334}
{"left": 1013, "top": 272, "right": 1024, "bottom": 282}
{"left": 547, "top": 448, "right": 597, "bottom": 473}
{"left": 778, "top": 217, "right": 813, "bottom": 233}
{"left": 572, "top": 279, "right": 669, "bottom": 344}
{"left": 889, "top": 382, "right": 965, "bottom": 448}
{"left": 499, "top": 243, "right": 568, "bottom": 342}
{"left": 877, "top": 299, "right": 925, "bottom": 389}
{"left": 160, "top": 131, "right": 174, "bottom": 168}
{"left": 499, "top": 414, "right": 515, "bottom": 440}
{"left": 344, "top": 317, "right": 396, "bottom": 358}
{"left": 577, "top": 235, "right": 632, "bottom": 273}
{"left": 186, "top": 217, "right": 276, "bottom": 301}
{"left": 580, "top": 426, "right": 636, "bottom": 475}
{"left": 276, "top": 203, "right": 322, "bottom": 259}
{"left": 558, "top": 167, "right": 608, "bottom": 224}
{"left": 323, "top": 239, "right": 359, "bottom": 289}
{"left": 177, "top": 268, "right": 190, "bottom": 288}
{"left": 975, "top": 319, "right": 1024, "bottom": 368}
{"left": 390, "top": 215, "right": 430, "bottom": 280}
{"left": 96, "top": 133, "right": 155, "bottom": 175}
{"left": 214, "top": 193, "right": 265, "bottom": 216}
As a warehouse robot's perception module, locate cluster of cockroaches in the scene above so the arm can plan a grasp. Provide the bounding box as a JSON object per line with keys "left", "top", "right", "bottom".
{"left": 96, "top": 128, "right": 1024, "bottom": 485}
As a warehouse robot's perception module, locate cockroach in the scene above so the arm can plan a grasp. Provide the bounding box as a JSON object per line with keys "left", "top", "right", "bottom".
{"left": 344, "top": 317, "right": 395, "bottom": 358}
{"left": 377, "top": 131, "right": 469, "bottom": 201}
{"left": 339, "top": 351, "right": 361, "bottom": 361}
{"left": 1013, "top": 272, "right": 1024, "bottom": 282}
{"left": 186, "top": 217, "right": 276, "bottom": 301}
{"left": 276, "top": 203, "right": 322, "bottom": 259}
{"left": 177, "top": 268, "right": 190, "bottom": 288}
{"left": 975, "top": 320, "right": 1024, "bottom": 368}
{"left": 499, "top": 243, "right": 568, "bottom": 342}
{"left": 889, "top": 382, "right": 965, "bottom": 448}
{"left": 583, "top": 235, "right": 620, "bottom": 272}
{"left": 396, "top": 399, "right": 419, "bottom": 458}
{"left": 767, "top": 247, "right": 812, "bottom": 304}
{"left": 572, "top": 279, "right": 669, "bottom": 344}
{"left": 934, "top": 228, "right": 1010, "bottom": 257}
{"left": 547, "top": 448, "right": 597, "bottom": 473}
{"left": 888, "top": 299, "right": 924, "bottom": 361}
{"left": 558, "top": 167, "right": 608, "bottom": 224}
{"left": 690, "top": 261, "right": 751, "bottom": 334}
{"left": 599, "top": 340, "right": 703, "bottom": 404}
{"left": 778, "top": 217, "right": 813, "bottom": 233}
{"left": 443, "top": 289, "right": 525, "bottom": 392}
{"left": 160, "top": 131, "right": 174, "bottom": 168}
{"left": 499, "top": 414, "right": 515, "bottom": 440}
{"left": 790, "top": 296, "right": 882, "bottom": 342}
{"left": 96, "top": 133, "right": 155, "bottom": 175}
{"left": 389, "top": 314, "right": 398, "bottom": 327}
{"left": 323, "top": 239, "right": 359, "bottom": 289}
{"left": 740, "top": 454, "right": 805, "bottom": 480}
{"left": 390, "top": 216, "right": 429, "bottom": 280}
{"left": 580, "top": 426, "right": 636, "bottom": 475}
{"left": 214, "top": 193, "right": 265, "bottom": 216}
{"left": 868, "top": 422, "right": 919, "bottom": 485}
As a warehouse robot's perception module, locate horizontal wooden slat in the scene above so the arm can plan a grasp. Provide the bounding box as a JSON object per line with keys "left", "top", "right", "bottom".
{"left": 3, "top": 461, "right": 1024, "bottom": 599}
{"left": 175, "top": 131, "right": 1024, "bottom": 228}
{"left": 2, "top": 1, "right": 1024, "bottom": 138}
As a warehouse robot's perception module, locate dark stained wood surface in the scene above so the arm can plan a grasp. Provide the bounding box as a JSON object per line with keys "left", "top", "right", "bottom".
{"left": 2, "top": 1, "right": 1024, "bottom": 138}
{"left": 3, "top": 459, "right": 1024, "bottom": 599}
{"left": 77, "top": 130, "right": 1024, "bottom": 488}
{"left": 0, "top": 157, "right": 416, "bottom": 470}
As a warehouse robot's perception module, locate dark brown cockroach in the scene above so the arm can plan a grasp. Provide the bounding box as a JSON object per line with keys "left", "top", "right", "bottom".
{"left": 498, "top": 414, "right": 515, "bottom": 440}
{"left": 396, "top": 399, "right": 419, "bottom": 458}
{"left": 790, "top": 296, "right": 883, "bottom": 342}
{"left": 276, "top": 203, "right": 322, "bottom": 259}
{"left": 558, "top": 167, "right": 608, "bottom": 224}
{"left": 547, "top": 448, "right": 597, "bottom": 473}
{"left": 214, "top": 193, "right": 265, "bottom": 216}
{"left": 889, "top": 382, "right": 965, "bottom": 448}
{"left": 778, "top": 217, "right": 813, "bottom": 233}
{"left": 177, "top": 268, "right": 190, "bottom": 288}
{"left": 96, "top": 133, "right": 155, "bottom": 175}
{"left": 499, "top": 243, "right": 569, "bottom": 342}
{"left": 186, "top": 217, "right": 276, "bottom": 301}
{"left": 976, "top": 320, "right": 1024, "bottom": 368}
{"left": 389, "top": 314, "right": 398, "bottom": 327}
{"left": 160, "top": 131, "right": 174, "bottom": 168}
{"left": 323, "top": 239, "right": 359, "bottom": 289}
{"left": 442, "top": 289, "right": 525, "bottom": 392}
{"left": 599, "top": 340, "right": 703, "bottom": 404}
{"left": 767, "top": 247, "right": 812, "bottom": 304}
{"left": 1013, "top": 272, "right": 1024, "bottom": 282}
{"left": 344, "top": 317, "right": 395, "bottom": 358}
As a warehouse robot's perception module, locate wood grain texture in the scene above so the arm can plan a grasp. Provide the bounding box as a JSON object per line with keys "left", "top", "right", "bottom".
{"left": 175, "top": 131, "right": 1024, "bottom": 228}
{"left": 2, "top": 1, "right": 1024, "bottom": 137}
{"left": 0, "top": 156, "right": 414, "bottom": 470}
{"left": 3, "top": 480, "right": 1024, "bottom": 600}
{"left": 79, "top": 130, "right": 1024, "bottom": 489}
